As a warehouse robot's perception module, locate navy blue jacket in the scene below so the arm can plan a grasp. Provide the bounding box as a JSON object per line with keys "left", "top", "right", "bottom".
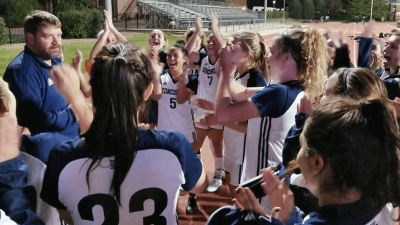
{"left": 3, "top": 46, "right": 78, "bottom": 138}
{"left": 0, "top": 157, "right": 44, "bottom": 225}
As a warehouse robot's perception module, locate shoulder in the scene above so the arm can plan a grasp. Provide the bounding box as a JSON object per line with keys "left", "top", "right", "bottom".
{"left": 252, "top": 83, "right": 289, "bottom": 100}
{"left": 137, "top": 129, "right": 191, "bottom": 158}
{"left": 46, "top": 138, "right": 88, "bottom": 170}
{"left": 41, "top": 138, "right": 88, "bottom": 209}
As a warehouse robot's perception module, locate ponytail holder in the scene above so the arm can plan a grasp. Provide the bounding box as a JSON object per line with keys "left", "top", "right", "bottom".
{"left": 115, "top": 55, "right": 127, "bottom": 63}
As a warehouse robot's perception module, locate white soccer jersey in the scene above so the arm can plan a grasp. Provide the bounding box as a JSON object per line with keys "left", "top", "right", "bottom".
{"left": 157, "top": 70, "right": 196, "bottom": 143}
{"left": 19, "top": 152, "right": 61, "bottom": 225}
{"left": 194, "top": 53, "right": 220, "bottom": 119}
{"left": 41, "top": 129, "right": 203, "bottom": 225}
{"left": 241, "top": 81, "right": 304, "bottom": 184}
{"left": 224, "top": 70, "right": 267, "bottom": 165}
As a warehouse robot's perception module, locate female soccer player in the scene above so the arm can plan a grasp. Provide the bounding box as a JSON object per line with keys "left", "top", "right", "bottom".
{"left": 198, "top": 28, "right": 328, "bottom": 212}
{"left": 209, "top": 97, "right": 400, "bottom": 225}
{"left": 147, "top": 29, "right": 169, "bottom": 129}
{"left": 41, "top": 42, "right": 208, "bottom": 224}
{"left": 185, "top": 15, "right": 225, "bottom": 195}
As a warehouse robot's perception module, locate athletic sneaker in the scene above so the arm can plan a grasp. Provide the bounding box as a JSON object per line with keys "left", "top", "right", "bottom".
{"left": 206, "top": 168, "right": 224, "bottom": 192}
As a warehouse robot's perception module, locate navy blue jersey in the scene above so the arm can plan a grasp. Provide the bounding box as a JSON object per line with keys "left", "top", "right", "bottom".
{"left": 41, "top": 129, "right": 202, "bottom": 225}
{"left": 3, "top": 46, "right": 78, "bottom": 138}
{"left": 0, "top": 156, "right": 45, "bottom": 225}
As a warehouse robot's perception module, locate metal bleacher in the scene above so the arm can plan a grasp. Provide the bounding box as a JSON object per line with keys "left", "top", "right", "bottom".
{"left": 136, "top": 0, "right": 261, "bottom": 30}
{"left": 136, "top": 0, "right": 205, "bottom": 29}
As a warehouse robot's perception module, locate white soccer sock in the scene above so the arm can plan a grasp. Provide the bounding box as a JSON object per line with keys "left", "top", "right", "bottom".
{"left": 215, "top": 157, "right": 223, "bottom": 171}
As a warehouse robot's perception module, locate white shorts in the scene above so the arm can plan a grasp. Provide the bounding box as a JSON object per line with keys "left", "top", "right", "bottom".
{"left": 195, "top": 122, "right": 223, "bottom": 130}
{"left": 224, "top": 158, "right": 242, "bottom": 187}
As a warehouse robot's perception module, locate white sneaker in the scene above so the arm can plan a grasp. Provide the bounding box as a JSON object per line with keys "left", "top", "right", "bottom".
{"left": 206, "top": 176, "right": 222, "bottom": 192}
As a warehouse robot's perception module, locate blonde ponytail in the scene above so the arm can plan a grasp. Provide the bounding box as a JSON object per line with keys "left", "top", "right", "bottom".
{"left": 278, "top": 28, "right": 328, "bottom": 101}
{"left": 300, "top": 27, "right": 328, "bottom": 101}
{"left": 232, "top": 31, "right": 269, "bottom": 80}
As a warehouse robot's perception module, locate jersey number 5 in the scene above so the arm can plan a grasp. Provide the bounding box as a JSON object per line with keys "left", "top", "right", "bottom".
{"left": 170, "top": 98, "right": 176, "bottom": 109}
{"left": 78, "top": 188, "right": 168, "bottom": 225}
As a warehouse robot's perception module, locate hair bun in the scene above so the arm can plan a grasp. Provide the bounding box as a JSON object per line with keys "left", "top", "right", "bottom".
{"left": 175, "top": 40, "right": 186, "bottom": 46}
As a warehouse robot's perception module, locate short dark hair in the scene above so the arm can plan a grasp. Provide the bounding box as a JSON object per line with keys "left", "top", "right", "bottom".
{"left": 24, "top": 10, "right": 61, "bottom": 36}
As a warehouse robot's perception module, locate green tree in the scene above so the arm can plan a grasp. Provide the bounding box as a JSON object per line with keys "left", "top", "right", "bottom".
{"left": 326, "top": 0, "right": 344, "bottom": 19}
{"left": 303, "top": 0, "right": 315, "bottom": 19}
{"left": 371, "top": 0, "right": 390, "bottom": 21}
{"left": 347, "top": 0, "right": 370, "bottom": 18}
{"left": 0, "top": 17, "right": 8, "bottom": 45}
{"left": 315, "top": 0, "right": 327, "bottom": 18}
{"left": 54, "top": 0, "right": 92, "bottom": 14}
{"left": 289, "top": 0, "right": 303, "bottom": 19}
{"left": 2, "top": 0, "right": 43, "bottom": 27}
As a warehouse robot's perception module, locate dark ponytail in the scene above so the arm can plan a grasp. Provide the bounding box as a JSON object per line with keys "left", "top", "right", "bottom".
{"left": 304, "top": 97, "right": 400, "bottom": 209}
{"left": 84, "top": 42, "right": 154, "bottom": 205}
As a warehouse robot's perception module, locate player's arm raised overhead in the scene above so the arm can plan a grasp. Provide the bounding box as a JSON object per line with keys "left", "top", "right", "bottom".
{"left": 87, "top": 14, "right": 112, "bottom": 66}
{"left": 104, "top": 10, "right": 128, "bottom": 43}
{"left": 210, "top": 14, "right": 225, "bottom": 53}
{"left": 186, "top": 16, "right": 202, "bottom": 64}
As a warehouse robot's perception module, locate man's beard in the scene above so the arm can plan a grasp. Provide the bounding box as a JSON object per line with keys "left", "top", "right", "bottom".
{"left": 34, "top": 43, "right": 62, "bottom": 61}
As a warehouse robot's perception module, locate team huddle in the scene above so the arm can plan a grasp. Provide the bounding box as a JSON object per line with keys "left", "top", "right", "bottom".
{"left": 0, "top": 8, "right": 399, "bottom": 225}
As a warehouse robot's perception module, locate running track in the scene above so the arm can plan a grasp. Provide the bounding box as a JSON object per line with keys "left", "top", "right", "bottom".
{"left": 177, "top": 22, "right": 398, "bottom": 225}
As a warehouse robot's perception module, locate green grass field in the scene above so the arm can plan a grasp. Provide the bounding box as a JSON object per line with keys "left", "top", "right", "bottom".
{"left": 0, "top": 32, "right": 182, "bottom": 76}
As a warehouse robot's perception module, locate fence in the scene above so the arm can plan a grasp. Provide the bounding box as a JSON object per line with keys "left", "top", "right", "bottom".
{"left": 3, "top": 16, "right": 25, "bottom": 44}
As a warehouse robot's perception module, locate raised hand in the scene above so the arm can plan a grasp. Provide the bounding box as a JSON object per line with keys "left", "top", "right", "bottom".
{"left": 103, "top": 12, "right": 110, "bottom": 33}
{"left": 149, "top": 46, "right": 163, "bottom": 78}
{"left": 218, "top": 45, "right": 236, "bottom": 78}
{"left": 71, "top": 50, "right": 83, "bottom": 72}
{"left": 297, "top": 95, "right": 312, "bottom": 115}
{"left": 50, "top": 63, "right": 81, "bottom": 104}
{"left": 362, "top": 21, "right": 375, "bottom": 38}
{"left": 211, "top": 14, "right": 219, "bottom": 31}
{"left": 196, "top": 16, "right": 203, "bottom": 32}
{"left": 104, "top": 10, "right": 114, "bottom": 29}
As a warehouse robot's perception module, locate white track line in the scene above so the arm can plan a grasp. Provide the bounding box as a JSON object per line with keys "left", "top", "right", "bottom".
{"left": 335, "top": 23, "right": 346, "bottom": 32}
{"left": 343, "top": 23, "right": 351, "bottom": 35}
